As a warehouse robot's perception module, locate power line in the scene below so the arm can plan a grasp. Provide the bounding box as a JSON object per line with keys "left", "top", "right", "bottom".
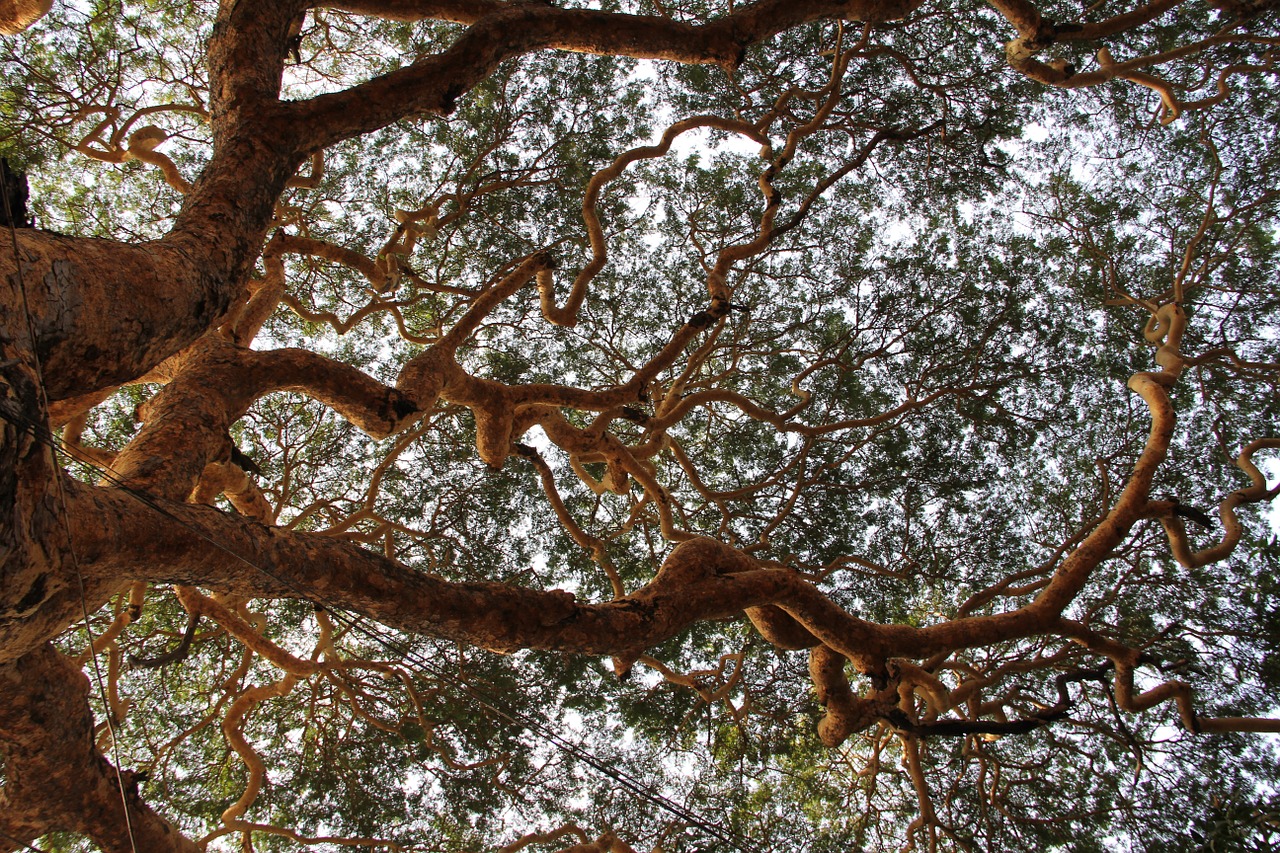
{"left": 4, "top": 178, "right": 140, "bottom": 853}
{"left": 0, "top": 402, "right": 766, "bottom": 853}
{"left": 0, "top": 826, "right": 50, "bottom": 853}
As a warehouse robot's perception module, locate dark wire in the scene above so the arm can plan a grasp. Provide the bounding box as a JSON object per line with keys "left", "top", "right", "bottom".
{"left": 3, "top": 176, "right": 140, "bottom": 853}
{"left": 0, "top": 826, "right": 50, "bottom": 853}
{"left": 0, "top": 403, "right": 765, "bottom": 853}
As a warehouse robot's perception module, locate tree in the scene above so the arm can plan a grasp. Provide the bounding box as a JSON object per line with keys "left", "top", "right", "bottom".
{"left": 2, "top": 0, "right": 1279, "bottom": 850}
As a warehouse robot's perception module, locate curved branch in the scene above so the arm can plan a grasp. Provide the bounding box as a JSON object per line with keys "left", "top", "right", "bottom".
{"left": 293, "top": 0, "right": 925, "bottom": 150}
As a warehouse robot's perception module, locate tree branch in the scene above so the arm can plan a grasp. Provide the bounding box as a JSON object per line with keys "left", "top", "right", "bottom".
{"left": 0, "top": 644, "right": 199, "bottom": 853}
{"left": 292, "top": 0, "right": 924, "bottom": 150}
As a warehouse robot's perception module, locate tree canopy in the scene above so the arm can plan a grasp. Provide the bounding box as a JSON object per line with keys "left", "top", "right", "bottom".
{"left": 2, "top": 0, "right": 1280, "bottom": 850}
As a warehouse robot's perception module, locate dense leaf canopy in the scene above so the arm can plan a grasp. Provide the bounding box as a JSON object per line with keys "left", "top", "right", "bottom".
{"left": 2, "top": 0, "right": 1280, "bottom": 851}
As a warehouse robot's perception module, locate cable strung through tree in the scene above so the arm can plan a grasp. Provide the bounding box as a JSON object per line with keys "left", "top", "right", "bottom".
{"left": 0, "top": 826, "right": 49, "bottom": 853}
{"left": 3, "top": 165, "right": 141, "bottom": 853}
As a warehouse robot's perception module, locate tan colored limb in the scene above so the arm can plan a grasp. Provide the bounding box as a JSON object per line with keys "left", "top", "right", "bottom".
{"left": 226, "top": 259, "right": 288, "bottom": 347}
{"left": 192, "top": 459, "right": 276, "bottom": 521}
{"left": 0, "top": 0, "right": 51, "bottom": 34}
{"left": 988, "top": 0, "right": 1187, "bottom": 41}
{"left": 496, "top": 826, "right": 591, "bottom": 853}
{"left": 1180, "top": 56, "right": 1278, "bottom": 114}
{"left": 1155, "top": 438, "right": 1280, "bottom": 568}
{"left": 174, "top": 585, "right": 325, "bottom": 677}
{"left": 517, "top": 444, "right": 625, "bottom": 597}
{"left": 900, "top": 733, "right": 940, "bottom": 852}
{"left": 892, "top": 660, "right": 953, "bottom": 719}
{"left": 286, "top": 150, "right": 325, "bottom": 189}
{"left": 76, "top": 581, "right": 146, "bottom": 664}
{"left": 211, "top": 669, "right": 301, "bottom": 828}
{"left": 1097, "top": 46, "right": 1184, "bottom": 123}
{"left": 72, "top": 103, "right": 207, "bottom": 191}
{"left": 636, "top": 649, "right": 750, "bottom": 721}
{"left": 1113, "top": 663, "right": 1280, "bottom": 733}
{"left": 539, "top": 115, "right": 768, "bottom": 328}
{"left": 810, "top": 644, "right": 886, "bottom": 746}
{"left": 1001, "top": 19, "right": 1277, "bottom": 125}
{"left": 300, "top": 0, "right": 928, "bottom": 151}
{"left": 1057, "top": 619, "right": 1280, "bottom": 733}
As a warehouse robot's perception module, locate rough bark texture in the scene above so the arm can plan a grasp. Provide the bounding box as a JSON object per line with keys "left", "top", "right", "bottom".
{"left": 0, "top": 270, "right": 75, "bottom": 667}
{"left": 0, "top": 0, "right": 50, "bottom": 35}
{"left": 0, "top": 645, "right": 199, "bottom": 853}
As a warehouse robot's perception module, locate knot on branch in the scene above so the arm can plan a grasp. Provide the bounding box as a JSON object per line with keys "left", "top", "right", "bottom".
{"left": 1026, "top": 18, "right": 1082, "bottom": 49}
{"left": 1005, "top": 38, "right": 1078, "bottom": 84}
{"left": 533, "top": 249, "right": 558, "bottom": 271}
{"left": 619, "top": 405, "right": 648, "bottom": 424}
{"left": 656, "top": 537, "right": 754, "bottom": 586}
{"left": 686, "top": 310, "right": 716, "bottom": 329}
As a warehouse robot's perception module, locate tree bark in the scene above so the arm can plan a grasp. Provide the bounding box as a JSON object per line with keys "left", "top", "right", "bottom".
{"left": 0, "top": 644, "right": 200, "bottom": 853}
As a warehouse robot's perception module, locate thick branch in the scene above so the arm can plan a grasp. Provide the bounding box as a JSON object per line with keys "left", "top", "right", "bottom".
{"left": 0, "top": 644, "right": 199, "bottom": 853}
{"left": 294, "top": 0, "right": 923, "bottom": 149}
{"left": 39, "top": 490, "right": 1101, "bottom": 673}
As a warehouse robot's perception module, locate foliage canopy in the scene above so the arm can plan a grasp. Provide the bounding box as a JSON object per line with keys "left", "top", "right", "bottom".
{"left": 2, "top": 0, "right": 1280, "bottom": 851}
